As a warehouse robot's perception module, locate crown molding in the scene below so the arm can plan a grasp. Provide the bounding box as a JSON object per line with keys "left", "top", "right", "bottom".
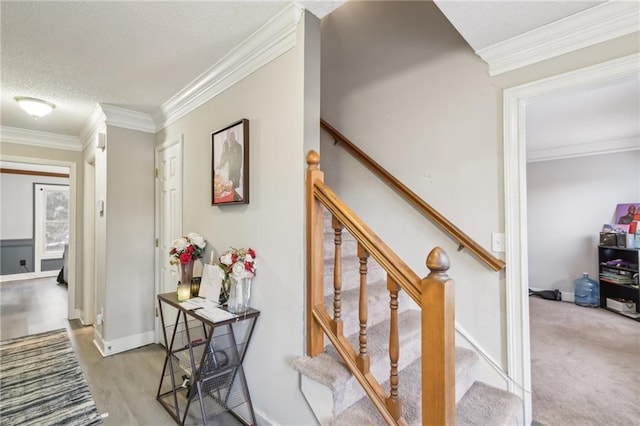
{"left": 101, "top": 104, "right": 156, "bottom": 134}
{"left": 527, "top": 137, "right": 640, "bottom": 163}
{"left": 79, "top": 105, "right": 107, "bottom": 151}
{"left": 0, "top": 125, "right": 81, "bottom": 151}
{"left": 153, "top": 3, "right": 304, "bottom": 131}
{"left": 478, "top": 1, "right": 640, "bottom": 76}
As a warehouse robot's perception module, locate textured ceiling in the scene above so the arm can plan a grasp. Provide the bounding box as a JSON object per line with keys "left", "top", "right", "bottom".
{"left": 434, "top": 0, "right": 606, "bottom": 50}
{"left": 1, "top": 1, "right": 290, "bottom": 136}
{"left": 1, "top": 0, "right": 635, "bottom": 156}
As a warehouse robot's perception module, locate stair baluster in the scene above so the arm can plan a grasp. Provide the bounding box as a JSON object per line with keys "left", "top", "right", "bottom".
{"left": 387, "top": 277, "right": 402, "bottom": 421}
{"left": 357, "top": 244, "right": 370, "bottom": 373}
{"left": 332, "top": 217, "right": 344, "bottom": 336}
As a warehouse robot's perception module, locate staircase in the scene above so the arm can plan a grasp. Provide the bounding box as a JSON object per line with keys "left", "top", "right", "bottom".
{"left": 293, "top": 209, "right": 522, "bottom": 425}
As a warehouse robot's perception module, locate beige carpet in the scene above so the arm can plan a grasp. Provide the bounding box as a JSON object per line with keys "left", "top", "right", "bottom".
{"left": 530, "top": 297, "right": 640, "bottom": 426}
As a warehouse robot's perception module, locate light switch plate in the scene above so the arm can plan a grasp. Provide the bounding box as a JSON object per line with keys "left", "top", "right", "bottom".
{"left": 492, "top": 232, "right": 505, "bottom": 252}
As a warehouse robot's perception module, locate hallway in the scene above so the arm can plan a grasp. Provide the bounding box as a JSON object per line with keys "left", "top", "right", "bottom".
{"left": 0, "top": 276, "right": 69, "bottom": 340}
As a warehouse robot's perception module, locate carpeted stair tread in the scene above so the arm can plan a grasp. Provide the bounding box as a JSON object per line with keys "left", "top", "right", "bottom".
{"left": 293, "top": 309, "right": 423, "bottom": 415}
{"left": 454, "top": 346, "right": 480, "bottom": 403}
{"left": 332, "top": 357, "right": 520, "bottom": 426}
{"left": 456, "top": 381, "right": 522, "bottom": 425}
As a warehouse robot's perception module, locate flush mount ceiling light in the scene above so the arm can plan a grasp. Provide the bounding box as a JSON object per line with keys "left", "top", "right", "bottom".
{"left": 14, "top": 96, "right": 56, "bottom": 118}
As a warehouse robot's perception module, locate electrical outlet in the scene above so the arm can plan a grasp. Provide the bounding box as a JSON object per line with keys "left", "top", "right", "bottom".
{"left": 19, "top": 259, "right": 26, "bottom": 266}
{"left": 491, "top": 232, "right": 505, "bottom": 252}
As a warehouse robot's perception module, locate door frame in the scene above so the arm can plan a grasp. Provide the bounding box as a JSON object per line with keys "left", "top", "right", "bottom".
{"left": 154, "top": 134, "right": 184, "bottom": 342}
{"left": 503, "top": 53, "right": 639, "bottom": 425}
{"left": 0, "top": 154, "right": 78, "bottom": 320}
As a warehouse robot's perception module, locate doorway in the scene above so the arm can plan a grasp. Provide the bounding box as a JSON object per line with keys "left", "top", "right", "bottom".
{"left": 0, "top": 156, "right": 78, "bottom": 320}
{"left": 154, "top": 135, "right": 184, "bottom": 342}
{"left": 503, "top": 53, "right": 639, "bottom": 425}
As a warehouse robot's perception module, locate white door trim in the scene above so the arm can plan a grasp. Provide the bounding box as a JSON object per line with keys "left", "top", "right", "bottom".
{"left": 503, "top": 53, "right": 639, "bottom": 426}
{"left": 0, "top": 155, "right": 79, "bottom": 320}
{"left": 154, "top": 134, "right": 184, "bottom": 343}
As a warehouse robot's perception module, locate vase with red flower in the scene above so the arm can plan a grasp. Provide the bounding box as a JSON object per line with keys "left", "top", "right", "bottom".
{"left": 214, "top": 247, "right": 257, "bottom": 313}
{"left": 169, "top": 232, "right": 206, "bottom": 300}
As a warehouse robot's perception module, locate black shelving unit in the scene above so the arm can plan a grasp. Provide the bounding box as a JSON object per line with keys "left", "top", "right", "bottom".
{"left": 156, "top": 293, "right": 260, "bottom": 425}
{"left": 598, "top": 245, "right": 640, "bottom": 321}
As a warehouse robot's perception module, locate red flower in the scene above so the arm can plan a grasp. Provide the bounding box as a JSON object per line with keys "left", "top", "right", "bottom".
{"left": 179, "top": 252, "right": 192, "bottom": 264}
{"left": 188, "top": 245, "right": 195, "bottom": 253}
{"left": 245, "top": 262, "right": 252, "bottom": 271}
{"left": 248, "top": 248, "right": 255, "bottom": 258}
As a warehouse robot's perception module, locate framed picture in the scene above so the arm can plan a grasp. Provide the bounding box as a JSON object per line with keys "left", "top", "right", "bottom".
{"left": 614, "top": 203, "right": 640, "bottom": 225}
{"left": 211, "top": 119, "right": 249, "bottom": 205}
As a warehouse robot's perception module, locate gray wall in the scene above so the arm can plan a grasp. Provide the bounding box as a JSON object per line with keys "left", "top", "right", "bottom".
{"left": 527, "top": 151, "right": 640, "bottom": 292}
{"left": 0, "top": 239, "right": 33, "bottom": 275}
{"left": 155, "top": 12, "right": 320, "bottom": 425}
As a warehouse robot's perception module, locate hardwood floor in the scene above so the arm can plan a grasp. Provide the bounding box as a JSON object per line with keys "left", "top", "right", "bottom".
{"left": 0, "top": 277, "right": 242, "bottom": 426}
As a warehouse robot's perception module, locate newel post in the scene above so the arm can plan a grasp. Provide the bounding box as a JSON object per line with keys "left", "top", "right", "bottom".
{"left": 421, "top": 247, "right": 455, "bottom": 425}
{"left": 306, "top": 151, "right": 324, "bottom": 357}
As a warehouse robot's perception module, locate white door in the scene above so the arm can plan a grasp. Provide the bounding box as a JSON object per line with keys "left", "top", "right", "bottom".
{"left": 155, "top": 137, "right": 183, "bottom": 342}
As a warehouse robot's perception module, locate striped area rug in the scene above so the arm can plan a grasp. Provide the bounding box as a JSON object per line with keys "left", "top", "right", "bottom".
{"left": 0, "top": 328, "right": 102, "bottom": 426}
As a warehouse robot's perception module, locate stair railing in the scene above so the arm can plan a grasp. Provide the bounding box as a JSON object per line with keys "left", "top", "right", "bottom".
{"left": 320, "top": 118, "right": 505, "bottom": 272}
{"left": 306, "top": 151, "right": 456, "bottom": 425}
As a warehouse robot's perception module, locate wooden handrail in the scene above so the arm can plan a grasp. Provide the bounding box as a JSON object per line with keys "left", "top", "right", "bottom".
{"left": 320, "top": 118, "right": 505, "bottom": 272}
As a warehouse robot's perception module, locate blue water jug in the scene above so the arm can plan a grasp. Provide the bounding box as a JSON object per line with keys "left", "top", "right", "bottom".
{"left": 574, "top": 273, "right": 599, "bottom": 307}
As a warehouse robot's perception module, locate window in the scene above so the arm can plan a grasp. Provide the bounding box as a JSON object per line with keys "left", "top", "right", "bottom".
{"left": 35, "top": 184, "right": 69, "bottom": 261}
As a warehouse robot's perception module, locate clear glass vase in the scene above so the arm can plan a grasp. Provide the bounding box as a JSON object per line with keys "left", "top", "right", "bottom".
{"left": 227, "top": 276, "right": 251, "bottom": 314}
{"left": 180, "top": 260, "right": 194, "bottom": 286}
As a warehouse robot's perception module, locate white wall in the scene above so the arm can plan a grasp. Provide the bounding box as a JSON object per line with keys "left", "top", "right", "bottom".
{"left": 156, "top": 12, "right": 320, "bottom": 425}
{"left": 527, "top": 151, "right": 640, "bottom": 292}
{"left": 321, "top": 0, "right": 507, "bottom": 369}
{"left": 0, "top": 172, "right": 68, "bottom": 240}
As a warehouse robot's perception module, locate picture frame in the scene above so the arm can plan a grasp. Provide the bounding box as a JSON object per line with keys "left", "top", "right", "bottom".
{"left": 614, "top": 203, "right": 639, "bottom": 225}
{"left": 211, "top": 119, "right": 249, "bottom": 205}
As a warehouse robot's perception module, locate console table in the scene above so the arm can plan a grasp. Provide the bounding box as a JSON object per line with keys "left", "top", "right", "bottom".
{"left": 156, "top": 292, "right": 260, "bottom": 425}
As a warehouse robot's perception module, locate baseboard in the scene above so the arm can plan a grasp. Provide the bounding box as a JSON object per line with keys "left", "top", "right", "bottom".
{"left": 254, "top": 407, "right": 282, "bottom": 426}
{"left": 79, "top": 310, "right": 94, "bottom": 326}
{"left": 69, "top": 307, "right": 81, "bottom": 320}
{"left": 93, "top": 328, "right": 155, "bottom": 357}
{"left": 299, "top": 374, "right": 334, "bottom": 425}
{"left": 455, "top": 323, "right": 513, "bottom": 392}
{"left": 0, "top": 270, "right": 58, "bottom": 282}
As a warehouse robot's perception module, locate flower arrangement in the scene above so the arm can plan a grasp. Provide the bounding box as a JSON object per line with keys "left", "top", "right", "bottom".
{"left": 215, "top": 247, "right": 257, "bottom": 280}
{"left": 169, "top": 232, "right": 206, "bottom": 265}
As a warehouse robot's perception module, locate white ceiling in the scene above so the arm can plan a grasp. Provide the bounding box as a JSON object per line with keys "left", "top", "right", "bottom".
{"left": 0, "top": 0, "right": 341, "bottom": 137}
{"left": 434, "top": 0, "right": 606, "bottom": 51}
{"left": 1, "top": 0, "right": 637, "bottom": 158}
